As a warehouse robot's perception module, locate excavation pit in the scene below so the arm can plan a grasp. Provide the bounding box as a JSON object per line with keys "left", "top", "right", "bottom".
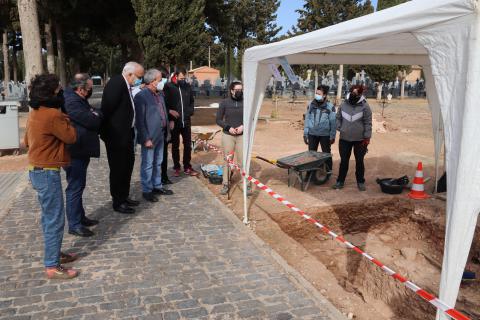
{"left": 269, "top": 198, "right": 480, "bottom": 320}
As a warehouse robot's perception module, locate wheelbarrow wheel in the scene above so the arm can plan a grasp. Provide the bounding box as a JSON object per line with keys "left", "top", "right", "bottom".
{"left": 311, "top": 163, "right": 330, "bottom": 185}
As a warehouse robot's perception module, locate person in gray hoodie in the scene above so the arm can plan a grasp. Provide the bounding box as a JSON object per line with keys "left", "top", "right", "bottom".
{"left": 333, "top": 85, "right": 372, "bottom": 191}
{"left": 303, "top": 85, "right": 336, "bottom": 172}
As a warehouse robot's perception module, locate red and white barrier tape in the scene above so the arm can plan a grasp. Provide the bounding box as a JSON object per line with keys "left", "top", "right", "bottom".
{"left": 203, "top": 142, "right": 470, "bottom": 320}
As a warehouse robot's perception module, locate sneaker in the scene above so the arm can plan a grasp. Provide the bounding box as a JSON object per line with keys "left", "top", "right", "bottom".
{"left": 184, "top": 168, "right": 199, "bottom": 176}
{"left": 45, "top": 265, "right": 79, "bottom": 279}
{"left": 332, "top": 182, "right": 345, "bottom": 190}
{"left": 357, "top": 182, "right": 366, "bottom": 191}
{"left": 173, "top": 169, "right": 181, "bottom": 177}
{"left": 220, "top": 184, "right": 229, "bottom": 195}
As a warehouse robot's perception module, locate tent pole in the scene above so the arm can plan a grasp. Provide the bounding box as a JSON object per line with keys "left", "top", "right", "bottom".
{"left": 242, "top": 177, "right": 248, "bottom": 224}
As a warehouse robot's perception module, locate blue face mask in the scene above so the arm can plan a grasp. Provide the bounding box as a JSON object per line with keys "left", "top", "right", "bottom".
{"left": 133, "top": 78, "right": 143, "bottom": 87}
{"left": 161, "top": 78, "right": 167, "bottom": 85}
{"left": 315, "top": 94, "right": 324, "bottom": 102}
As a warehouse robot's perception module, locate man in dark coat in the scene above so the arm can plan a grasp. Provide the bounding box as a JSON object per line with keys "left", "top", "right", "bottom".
{"left": 64, "top": 73, "right": 102, "bottom": 236}
{"left": 100, "top": 62, "right": 144, "bottom": 214}
{"left": 164, "top": 67, "right": 198, "bottom": 177}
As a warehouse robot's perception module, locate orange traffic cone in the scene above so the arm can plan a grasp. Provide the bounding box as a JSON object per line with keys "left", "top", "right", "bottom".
{"left": 408, "top": 162, "right": 429, "bottom": 200}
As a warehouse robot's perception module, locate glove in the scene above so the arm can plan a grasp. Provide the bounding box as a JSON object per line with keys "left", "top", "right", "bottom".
{"left": 303, "top": 135, "right": 308, "bottom": 145}
{"left": 361, "top": 138, "right": 370, "bottom": 146}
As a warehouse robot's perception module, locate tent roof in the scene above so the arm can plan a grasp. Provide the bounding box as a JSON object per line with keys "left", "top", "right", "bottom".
{"left": 244, "top": 0, "right": 476, "bottom": 65}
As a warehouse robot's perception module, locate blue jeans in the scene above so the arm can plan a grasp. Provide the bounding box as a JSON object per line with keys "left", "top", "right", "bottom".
{"left": 29, "top": 170, "right": 65, "bottom": 268}
{"left": 140, "top": 141, "right": 164, "bottom": 193}
{"left": 65, "top": 158, "right": 90, "bottom": 231}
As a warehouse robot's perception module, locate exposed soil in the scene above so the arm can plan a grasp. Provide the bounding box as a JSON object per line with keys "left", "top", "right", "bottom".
{"left": 192, "top": 97, "right": 480, "bottom": 320}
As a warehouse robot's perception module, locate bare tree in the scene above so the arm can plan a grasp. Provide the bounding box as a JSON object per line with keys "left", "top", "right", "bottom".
{"left": 2, "top": 30, "right": 10, "bottom": 95}
{"left": 399, "top": 70, "right": 407, "bottom": 99}
{"left": 17, "top": 0, "right": 44, "bottom": 84}
{"left": 45, "top": 19, "right": 55, "bottom": 73}
{"left": 12, "top": 50, "right": 18, "bottom": 83}
{"left": 55, "top": 22, "right": 66, "bottom": 87}
{"left": 336, "top": 64, "right": 344, "bottom": 103}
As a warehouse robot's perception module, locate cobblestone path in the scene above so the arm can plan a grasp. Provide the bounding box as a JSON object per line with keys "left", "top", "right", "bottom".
{"left": 0, "top": 153, "right": 343, "bottom": 320}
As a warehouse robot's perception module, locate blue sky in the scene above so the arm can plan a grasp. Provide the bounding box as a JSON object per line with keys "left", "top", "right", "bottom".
{"left": 277, "top": 0, "right": 378, "bottom": 35}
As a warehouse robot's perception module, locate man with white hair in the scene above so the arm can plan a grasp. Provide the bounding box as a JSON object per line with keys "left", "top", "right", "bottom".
{"left": 100, "top": 61, "right": 145, "bottom": 214}
{"left": 134, "top": 69, "right": 173, "bottom": 202}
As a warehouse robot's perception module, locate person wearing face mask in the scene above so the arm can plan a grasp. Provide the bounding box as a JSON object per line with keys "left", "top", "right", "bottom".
{"left": 216, "top": 81, "right": 249, "bottom": 195}
{"left": 63, "top": 73, "right": 102, "bottom": 237}
{"left": 303, "top": 85, "right": 336, "bottom": 173}
{"left": 158, "top": 69, "right": 174, "bottom": 186}
{"left": 134, "top": 69, "right": 174, "bottom": 202}
{"left": 24, "top": 74, "right": 78, "bottom": 279}
{"left": 164, "top": 67, "right": 198, "bottom": 177}
{"left": 100, "top": 61, "right": 145, "bottom": 214}
{"left": 333, "top": 85, "right": 372, "bottom": 191}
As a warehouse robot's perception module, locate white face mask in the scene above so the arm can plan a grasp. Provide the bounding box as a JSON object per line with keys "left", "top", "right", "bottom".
{"left": 156, "top": 81, "right": 165, "bottom": 92}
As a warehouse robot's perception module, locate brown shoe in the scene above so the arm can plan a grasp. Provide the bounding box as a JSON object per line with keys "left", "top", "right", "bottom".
{"left": 60, "top": 252, "right": 78, "bottom": 264}
{"left": 45, "top": 265, "right": 79, "bottom": 279}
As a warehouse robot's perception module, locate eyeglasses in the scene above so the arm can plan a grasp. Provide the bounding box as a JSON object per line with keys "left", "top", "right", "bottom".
{"left": 232, "top": 89, "right": 243, "bottom": 92}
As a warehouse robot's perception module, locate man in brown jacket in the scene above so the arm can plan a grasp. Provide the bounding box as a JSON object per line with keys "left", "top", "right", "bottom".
{"left": 25, "top": 74, "right": 79, "bottom": 279}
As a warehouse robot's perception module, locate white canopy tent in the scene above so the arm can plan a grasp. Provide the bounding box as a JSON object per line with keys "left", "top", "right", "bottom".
{"left": 242, "top": 0, "right": 480, "bottom": 318}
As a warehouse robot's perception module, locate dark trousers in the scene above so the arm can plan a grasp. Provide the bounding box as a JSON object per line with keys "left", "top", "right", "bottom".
{"left": 105, "top": 130, "right": 135, "bottom": 207}
{"left": 65, "top": 158, "right": 90, "bottom": 230}
{"left": 308, "top": 134, "right": 332, "bottom": 171}
{"left": 161, "top": 135, "right": 169, "bottom": 180}
{"left": 171, "top": 122, "right": 192, "bottom": 170}
{"left": 337, "top": 139, "right": 367, "bottom": 183}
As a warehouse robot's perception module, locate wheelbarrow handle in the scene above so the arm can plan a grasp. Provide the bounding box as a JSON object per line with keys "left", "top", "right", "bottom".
{"left": 255, "top": 156, "right": 276, "bottom": 165}
{"left": 255, "top": 156, "right": 290, "bottom": 169}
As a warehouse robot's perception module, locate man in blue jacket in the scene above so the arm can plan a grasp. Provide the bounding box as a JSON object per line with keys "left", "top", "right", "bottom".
{"left": 64, "top": 73, "right": 102, "bottom": 237}
{"left": 303, "top": 85, "right": 336, "bottom": 172}
{"left": 134, "top": 69, "right": 174, "bottom": 202}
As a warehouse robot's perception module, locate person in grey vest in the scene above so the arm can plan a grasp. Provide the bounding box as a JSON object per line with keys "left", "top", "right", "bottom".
{"left": 333, "top": 85, "right": 372, "bottom": 191}
{"left": 303, "top": 85, "right": 336, "bottom": 172}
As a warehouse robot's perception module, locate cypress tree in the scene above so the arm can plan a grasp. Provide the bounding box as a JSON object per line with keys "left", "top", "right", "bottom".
{"left": 132, "top": 0, "right": 208, "bottom": 67}
{"left": 377, "top": 0, "right": 409, "bottom": 11}
{"left": 296, "top": 0, "right": 374, "bottom": 33}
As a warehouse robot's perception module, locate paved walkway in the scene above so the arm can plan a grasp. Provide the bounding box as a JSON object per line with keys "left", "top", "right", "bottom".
{"left": 0, "top": 153, "right": 343, "bottom": 320}
{"left": 0, "top": 171, "right": 26, "bottom": 217}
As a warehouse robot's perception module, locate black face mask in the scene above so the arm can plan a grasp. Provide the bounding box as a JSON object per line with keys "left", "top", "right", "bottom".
{"left": 85, "top": 88, "right": 93, "bottom": 100}
{"left": 233, "top": 91, "right": 243, "bottom": 101}
{"left": 177, "top": 79, "right": 186, "bottom": 86}
{"left": 348, "top": 94, "right": 360, "bottom": 105}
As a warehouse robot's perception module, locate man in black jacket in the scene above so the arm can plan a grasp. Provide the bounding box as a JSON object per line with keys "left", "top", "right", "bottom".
{"left": 164, "top": 68, "right": 198, "bottom": 177}
{"left": 64, "top": 73, "right": 101, "bottom": 237}
{"left": 101, "top": 62, "right": 144, "bottom": 214}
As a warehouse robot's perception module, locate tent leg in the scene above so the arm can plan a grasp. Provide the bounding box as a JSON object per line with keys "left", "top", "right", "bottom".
{"left": 242, "top": 177, "right": 248, "bottom": 224}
